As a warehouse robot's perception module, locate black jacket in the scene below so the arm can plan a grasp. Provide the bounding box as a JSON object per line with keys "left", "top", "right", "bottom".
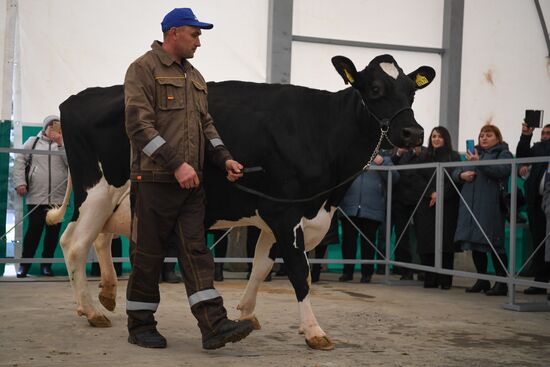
{"left": 516, "top": 135, "right": 550, "bottom": 205}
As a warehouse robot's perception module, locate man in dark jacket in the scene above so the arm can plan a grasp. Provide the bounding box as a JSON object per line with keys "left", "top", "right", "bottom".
{"left": 124, "top": 8, "right": 254, "bottom": 349}
{"left": 516, "top": 123, "right": 550, "bottom": 294}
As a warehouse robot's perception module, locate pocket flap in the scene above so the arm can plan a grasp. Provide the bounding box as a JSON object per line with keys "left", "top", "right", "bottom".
{"left": 192, "top": 80, "right": 208, "bottom": 94}
{"left": 155, "top": 77, "right": 186, "bottom": 87}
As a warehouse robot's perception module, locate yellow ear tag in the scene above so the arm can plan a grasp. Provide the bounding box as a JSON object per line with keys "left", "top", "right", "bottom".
{"left": 415, "top": 74, "right": 428, "bottom": 87}
{"left": 344, "top": 69, "right": 355, "bottom": 84}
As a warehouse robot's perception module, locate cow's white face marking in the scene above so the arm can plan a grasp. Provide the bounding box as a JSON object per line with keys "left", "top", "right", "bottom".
{"left": 380, "top": 62, "right": 399, "bottom": 80}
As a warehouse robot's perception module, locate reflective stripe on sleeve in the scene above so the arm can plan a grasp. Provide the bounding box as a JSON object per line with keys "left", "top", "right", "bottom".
{"left": 188, "top": 289, "right": 221, "bottom": 307}
{"left": 210, "top": 138, "right": 224, "bottom": 148}
{"left": 126, "top": 300, "right": 159, "bottom": 311}
{"left": 143, "top": 135, "right": 166, "bottom": 157}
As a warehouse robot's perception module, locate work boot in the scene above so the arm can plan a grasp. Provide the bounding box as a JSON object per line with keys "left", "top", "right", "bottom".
{"left": 128, "top": 329, "right": 167, "bottom": 348}
{"left": 465, "top": 279, "right": 491, "bottom": 293}
{"left": 486, "top": 282, "right": 508, "bottom": 296}
{"left": 202, "top": 319, "right": 254, "bottom": 350}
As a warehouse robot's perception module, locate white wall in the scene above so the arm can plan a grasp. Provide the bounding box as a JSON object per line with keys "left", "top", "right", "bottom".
{"left": 460, "top": 0, "right": 550, "bottom": 152}
{"left": 291, "top": 0, "right": 443, "bottom": 141}
{"left": 15, "top": 0, "right": 268, "bottom": 126}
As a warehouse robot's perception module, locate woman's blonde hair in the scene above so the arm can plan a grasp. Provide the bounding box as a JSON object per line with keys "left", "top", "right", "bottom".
{"left": 479, "top": 124, "right": 503, "bottom": 144}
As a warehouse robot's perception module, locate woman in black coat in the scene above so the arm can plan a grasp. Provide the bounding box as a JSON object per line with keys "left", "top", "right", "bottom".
{"left": 415, "top": 127, "right": 461, "bottom": 289}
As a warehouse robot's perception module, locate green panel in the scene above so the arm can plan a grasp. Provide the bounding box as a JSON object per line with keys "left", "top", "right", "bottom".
{"left": 0, "top": 120, "right": 13, "bottom": 274}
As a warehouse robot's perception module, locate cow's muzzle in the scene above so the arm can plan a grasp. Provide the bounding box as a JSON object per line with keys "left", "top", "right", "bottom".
{"left": 400, "top": 126, "right": 424, "bottom": 148}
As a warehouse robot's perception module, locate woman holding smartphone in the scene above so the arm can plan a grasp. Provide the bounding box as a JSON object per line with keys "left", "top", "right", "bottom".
{"left": 453, "top": 124, "right": 513, "bottom": 296}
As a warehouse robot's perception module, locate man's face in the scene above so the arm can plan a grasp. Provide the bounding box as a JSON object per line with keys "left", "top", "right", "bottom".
{"left": 173, "top": 26, "right": 201, "bottom": 59}
{"left": 541, "top": 127, "right": 550, "bottom": 142}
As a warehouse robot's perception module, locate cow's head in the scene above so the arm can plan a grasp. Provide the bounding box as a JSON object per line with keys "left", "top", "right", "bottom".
{"left": 331, "top": 54, "right": 435, "bottom": 148}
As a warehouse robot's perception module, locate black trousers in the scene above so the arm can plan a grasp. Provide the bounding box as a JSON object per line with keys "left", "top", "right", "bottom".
{"left": 21, "top": 205, "right": 61, "bottom": 268}
{"left": 126, "top": 183, "right": 226, "bottom": 337}
{"left": 526, "top": 200, "right": 550, "bottom": 282}
{"left": 340, "top": 217, "right": 379, "bottom": 277}
{"left": 392, "top": 201, "right": 415, "bottom": 273}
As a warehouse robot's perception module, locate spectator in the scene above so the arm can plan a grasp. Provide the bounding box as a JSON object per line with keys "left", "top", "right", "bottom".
{"left": 415, "top": 127, "right": 461, "bottom": 289}
{"left": 453, "top": 124, "right": 512, "bottom": 296}
{"left": 516, "top": 123, "right": 550, "bottom": 294}
{"left": 13, "top": 115, "right": 68, "bottom": 277}
{"left": 391, "top": 145, "right": 427, "bottom": 280}
{"left": 541, "top": 173, "right": 550, "bottom": 302}
{"left": 339, "top": 153, "right": 399, "bottom": 283}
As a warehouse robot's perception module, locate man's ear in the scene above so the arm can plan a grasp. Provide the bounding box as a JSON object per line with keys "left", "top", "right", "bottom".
{"left": 407, "top": 66, "right": 436, "bottom": 89}
{"left": 331, "top": 56, "right": 359, "bottom": 86}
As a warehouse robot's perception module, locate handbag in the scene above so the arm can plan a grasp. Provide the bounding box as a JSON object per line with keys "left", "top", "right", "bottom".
{"left": 498, "top": 180, "right": 526, "bottom": 222}
{"left": 24, "top": 137, "right": 40, "bottom": 185}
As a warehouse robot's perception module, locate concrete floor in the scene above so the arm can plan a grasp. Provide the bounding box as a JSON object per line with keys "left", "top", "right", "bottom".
{"left": 0, "top": 272, "right": 549, "bottom": 367}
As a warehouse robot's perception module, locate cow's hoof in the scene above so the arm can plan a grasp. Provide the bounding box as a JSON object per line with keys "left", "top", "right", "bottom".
{"left": 99, "top": 294, "right": 116, "bottom": 312}
{"left": 87, "top": 314, "right": 112, "bottom": 328}
{"left": 305, "top": 335, "right": 335, "bottom": 351}
{"left": 239, "top": 315, "right": 261, "bottom": 330}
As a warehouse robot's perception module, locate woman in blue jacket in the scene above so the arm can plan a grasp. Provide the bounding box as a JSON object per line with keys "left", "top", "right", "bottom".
{"left": 338, "top": 153, "right": 399, "bottom": 283}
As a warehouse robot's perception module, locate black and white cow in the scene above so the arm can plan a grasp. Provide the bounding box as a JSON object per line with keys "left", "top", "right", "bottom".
{"left": 48, "top": 54, "right": 434, "bottom": 350}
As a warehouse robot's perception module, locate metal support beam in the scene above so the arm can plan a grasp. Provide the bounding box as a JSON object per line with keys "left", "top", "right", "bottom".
{"left": 266, "top": 0, "right": 293, "bottom": 84}
{"left": 439, "top": 0, "right": 464, "bottom": 149}
{"left": 1, "top": 0, "right": 17, "bottom": 121}
{"left": 534, "top": 0, "right": 550, "bottom": 57}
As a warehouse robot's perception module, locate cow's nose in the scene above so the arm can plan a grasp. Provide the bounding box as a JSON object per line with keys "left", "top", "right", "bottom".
{"left": 401, "top": 127, "right": 424, "bottom": 147}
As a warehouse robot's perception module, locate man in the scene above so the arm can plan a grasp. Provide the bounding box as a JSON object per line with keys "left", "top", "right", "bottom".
{"left": 124, "top": 8, "right": 254, "bottom": 349}
{"left": 516, "top": 123, "right": 550, "bottom": 294}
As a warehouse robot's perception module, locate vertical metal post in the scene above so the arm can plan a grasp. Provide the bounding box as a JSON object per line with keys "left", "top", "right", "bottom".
{"left": 507, "top": 161, "right": 518, "bottom": 305}
{"left": 434, "top": 164, "right": 445, "bottom": 270}
{"left": 266, "top": 0, "right": 293, "bottom": 84}
{"left": 385, "top": 169, "right": 393, "bottom": 282}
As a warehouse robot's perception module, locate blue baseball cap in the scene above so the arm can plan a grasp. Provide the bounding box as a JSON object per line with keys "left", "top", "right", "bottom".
{"left": 161, "top": 8, "right": 213, "bottom": 32}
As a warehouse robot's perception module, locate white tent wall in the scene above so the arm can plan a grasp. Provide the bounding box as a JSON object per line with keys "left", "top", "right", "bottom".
{"left": 15, "top": 0, "right": 268, "bottom": 127}
{"left": 291, "top": 0, "right": 444, "bottom": 143}
{"left": 460, "top": 0, "right": 550, "bottom": 152}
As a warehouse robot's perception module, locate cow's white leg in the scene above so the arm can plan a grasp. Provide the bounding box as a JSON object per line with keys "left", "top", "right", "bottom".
{"left": 60, "top": 182, "right": 122, "bottom": 327}
{"left": 299, "top": 294, "right": 333, "bottom": 350}
{"left": 60, "top": 223, "right": 110, "bottom": 327}
{"left": 93, "top": 233, "right": 116, "bottom": 311}
{"left": 237, "top": 229, "right": 275, "bottom": 329}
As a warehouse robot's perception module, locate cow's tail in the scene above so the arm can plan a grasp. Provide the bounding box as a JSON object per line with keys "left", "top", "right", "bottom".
{"left": 46, "top": 171, "right": 72, "bottom": 225}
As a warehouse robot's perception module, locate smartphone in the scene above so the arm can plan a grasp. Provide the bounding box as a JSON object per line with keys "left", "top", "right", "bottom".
{"left": 466, "top": 139, "right": 475, "bottom": 155}
{"left": 524, "top": 109, "right": 544, "bottom": 128}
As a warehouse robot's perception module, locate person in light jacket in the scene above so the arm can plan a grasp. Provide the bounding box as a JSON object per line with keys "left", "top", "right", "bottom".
{"left": 338, "top": 152, "right": 399, "bottom": 283}
{"left": 453, "top": 124, "right": 512, "bottom": 296}
{"left": 13, "top": 115, "right": 68, "bottom": 277}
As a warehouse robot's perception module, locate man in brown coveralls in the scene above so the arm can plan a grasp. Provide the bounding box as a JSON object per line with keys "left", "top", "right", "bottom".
{"left": 124, "top": 7, "right": 254, "bottom": 349}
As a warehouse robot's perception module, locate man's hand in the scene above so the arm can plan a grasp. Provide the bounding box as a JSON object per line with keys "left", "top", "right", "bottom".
{"left": 373, "top": 154, "right": 384, "bottom": 165}
{"left": 518, "top": 165, "right": 530, "bottom": 178}
{"left": 174, "top": 162, "right": 199, "bottom": 189}
{"left": 225, "top": 159, "right": 243, "bottom": 182}
{"left": 522, "top": 122, "right": 534, "bottom": 136}
{"left": 16, "top": 185, "right": 27, "bottom": 196}
{"left": 429, "top": 192, "right": 437, "bottom": 207}
{"left": 460, "top": 171, "right": 477, "bottom": 182}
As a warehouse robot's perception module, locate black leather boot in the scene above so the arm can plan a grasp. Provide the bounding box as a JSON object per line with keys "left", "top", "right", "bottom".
{"left": 40, "top": 264, "right": 54, "bottom": 276}
{"left": 465, "top": 279, "right": 491, "bottom": 293}
{"left": 486, "top": 282, "right": 508, "bottom": 296}
{"left": 16, "top": 264, "right": 30, "bottom": 278}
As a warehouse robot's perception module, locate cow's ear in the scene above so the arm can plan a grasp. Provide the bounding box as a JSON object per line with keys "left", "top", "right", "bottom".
{"left": 407, "top": 66, "right": 436, "bottom": 89}
{"left": 332, "top": 56, "right": 359, "bottom": 86}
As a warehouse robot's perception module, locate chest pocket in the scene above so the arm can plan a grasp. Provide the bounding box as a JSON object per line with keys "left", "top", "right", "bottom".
{"left": 155, "top": 77, "right": 186, "bottom": 110}
{"left": 191, "top": 80, "right": 208, "bottom": 115}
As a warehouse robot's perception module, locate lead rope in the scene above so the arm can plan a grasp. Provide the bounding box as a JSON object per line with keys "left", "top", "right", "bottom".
{"left": 232, "top": 127, "right": 387, "bottom": 204}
